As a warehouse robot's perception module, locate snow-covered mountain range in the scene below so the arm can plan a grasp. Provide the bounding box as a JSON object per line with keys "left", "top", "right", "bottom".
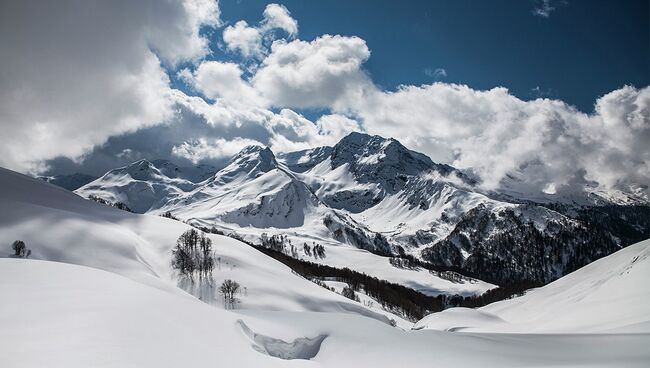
{"left": 2, "top": 160, "right": 648, "bottom": 367}
{"left": 74, "top": 132, "right": 649, "bottom": 287}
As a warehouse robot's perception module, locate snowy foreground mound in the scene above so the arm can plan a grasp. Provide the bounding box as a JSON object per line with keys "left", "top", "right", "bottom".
{"left": 2, "top": 259, "right": 649, "bottom": 368}
{"left": 415, "top": 239, "right": 650, "bottom": 333}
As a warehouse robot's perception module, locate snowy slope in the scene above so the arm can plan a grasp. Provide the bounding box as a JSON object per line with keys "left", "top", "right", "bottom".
{"left": 75, "top": 159, "right": 196, "bottom": 213}
{"left": 2, "top": 259, "right": 648, "bottom": 368}
{"left": 151, "top": 159, "right": 217, "bottom": 182}
{"left": 0, "top": 167, "right": 394, "bottom": 320}
{"left": 414, "top": 239, "right": 650, "bottom": 333}
{"left": 158, "top": 145, "right": 324, "bottom": 229}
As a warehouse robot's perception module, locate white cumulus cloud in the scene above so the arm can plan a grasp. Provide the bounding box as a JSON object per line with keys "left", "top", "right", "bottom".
{"left": 252, "top": 35, "right": 372, "bottom": 108}
{"left": 179, "top": 61, "right": 266, "bottom": 106}
{"left": 0, "top": 0, "right": 220, "bottom": 173}
{"left": 172, "top": 137, "right": 262, "bottom": 163}
{"left": 261, "top": 3, "right": 298, "bottom": 35}
{"left": 315, "top": 114, "right": 364, "bottom": 145}
{"left": 532, "top": 0, "right": 559, "bottom": 18}
{"left": 346, "top": 83, "right": 650, "bottom": 196}
{"left": 222, "top": 3, "right": 298, "bottom": 59}
{"left": 222, "top": 20, "right": 264, "bottom": 58}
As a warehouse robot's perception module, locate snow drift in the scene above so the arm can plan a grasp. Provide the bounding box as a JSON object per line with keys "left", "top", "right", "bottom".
{"left": 2, "top": 259, "right": 648, "bottom": 368}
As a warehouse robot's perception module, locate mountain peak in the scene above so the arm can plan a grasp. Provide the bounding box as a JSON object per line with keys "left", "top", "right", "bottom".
{"left": 211, "top": 145, "right": 277, "bottom": 184}
{"left": 237, "top": 144, "right": 268, "bottom": 154}
{"left": 335, "top": 132, "right": 391, "bottom": 149}
{"left": 103, "top": 159, "right": 163, "bottom": 182}
{"left": 128, "top": 158, "right": 154, "bottom": 168}
{"left": 230, "top": 145, "right": 276, "bottom": 166}
{"left": 331, "top": 132, "right": 448, "bottom": 178}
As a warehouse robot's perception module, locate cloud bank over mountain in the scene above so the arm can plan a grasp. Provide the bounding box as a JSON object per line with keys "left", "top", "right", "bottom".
{"left": 1, "top": 0, "right": 647, "bottom": 197}
{"left": 0, "top": 0, "right": 220, "bottom": 172}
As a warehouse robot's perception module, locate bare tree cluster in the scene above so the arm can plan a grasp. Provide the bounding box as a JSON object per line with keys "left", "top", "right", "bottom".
{"left": 260, "top": 234, "right": 327, "bottom": 260}
{"left": 171, "top": 229, "right": 215, "bottom": 281}
{"left": 302, "top": 242, "right": 326, "bottom": 259}
{"left": 87, "top": 195, "right": 133, "bottom": 212}
{"left": 260, "top": 233, "right": 289, "bottom": 252}
{"left": 160, "top": 211, "right": 180, "bottom": 221}
{"left": 429, "top": 270, "right": 476, "bottom": 284}
{"left": 389, "top": 257, "right": 419, "bottom": 270}
{"left": 219, "top": 279, "right": 241, "bottom": 309}
{"left": 313, "top": 244, "right": 326, "bottom": 259}
{"left": 341, "top": 285, "right": 360, "bottom": 302}
{"left": 11, "top": 240, "right": 30, "bottom": 258}
{"left": 303, "top": 242, "right": 312, "bottom": 257}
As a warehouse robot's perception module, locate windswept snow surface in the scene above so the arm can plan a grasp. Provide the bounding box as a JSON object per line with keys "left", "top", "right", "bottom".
{"left": 1, "top": 260, "right": 648, "bottom": 368}
{"left": 415, "top": 239, "right": 650, "bottom": 333}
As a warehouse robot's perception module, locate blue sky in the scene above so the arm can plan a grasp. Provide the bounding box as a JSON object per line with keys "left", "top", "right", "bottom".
{"left": 209, "top": 0, "right": 649, "bottom": 113}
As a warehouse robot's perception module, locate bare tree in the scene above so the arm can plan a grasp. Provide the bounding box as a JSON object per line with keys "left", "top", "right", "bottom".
{"left": 219, "top": 279, "right": 241, "bottom": 309}
{"left": 313, "top": 244, "right": 326, "bottom": 259}
{"left": 12, "top": 240, "right": 26, "bottom": 257}
{"left": 303, "top": 242, "right": 312, "bottom": 257}
{"left": 172, "top": 229, "right": 215, "bottom": 281}
{"left": 199, "top": 235, "right": 214, "bottom": 280}
{"left": 341, "top": 285, "right": 359, "bottom": 302}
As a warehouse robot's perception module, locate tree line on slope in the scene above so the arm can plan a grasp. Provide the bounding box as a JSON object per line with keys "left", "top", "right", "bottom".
{"left": 168, "top": 217, "right": 542, "bottom": 320}
{"left": 87, "top": 194, "right": 133, "bottom": 212}
{"left": 250, "top": 241, "right": 537, "bottom": 321}
{"left": 259, "top": 233, "right": 326, "bottom": 260}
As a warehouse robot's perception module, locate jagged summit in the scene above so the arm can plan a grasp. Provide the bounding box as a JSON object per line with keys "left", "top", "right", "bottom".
{"left": 210, "top": 145, "right": 278, "bottom": 185}
{"left": 231, "top": 145, "right": 277, "bottom": 167}
{"left": 309, "top": 133, "right": 460, "bottom": 214}
{"left": 331, "top": 132, "right": 454, "bottom": 187}
{"left": 105, "top": 159, "right": 162, "bottom": 181}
